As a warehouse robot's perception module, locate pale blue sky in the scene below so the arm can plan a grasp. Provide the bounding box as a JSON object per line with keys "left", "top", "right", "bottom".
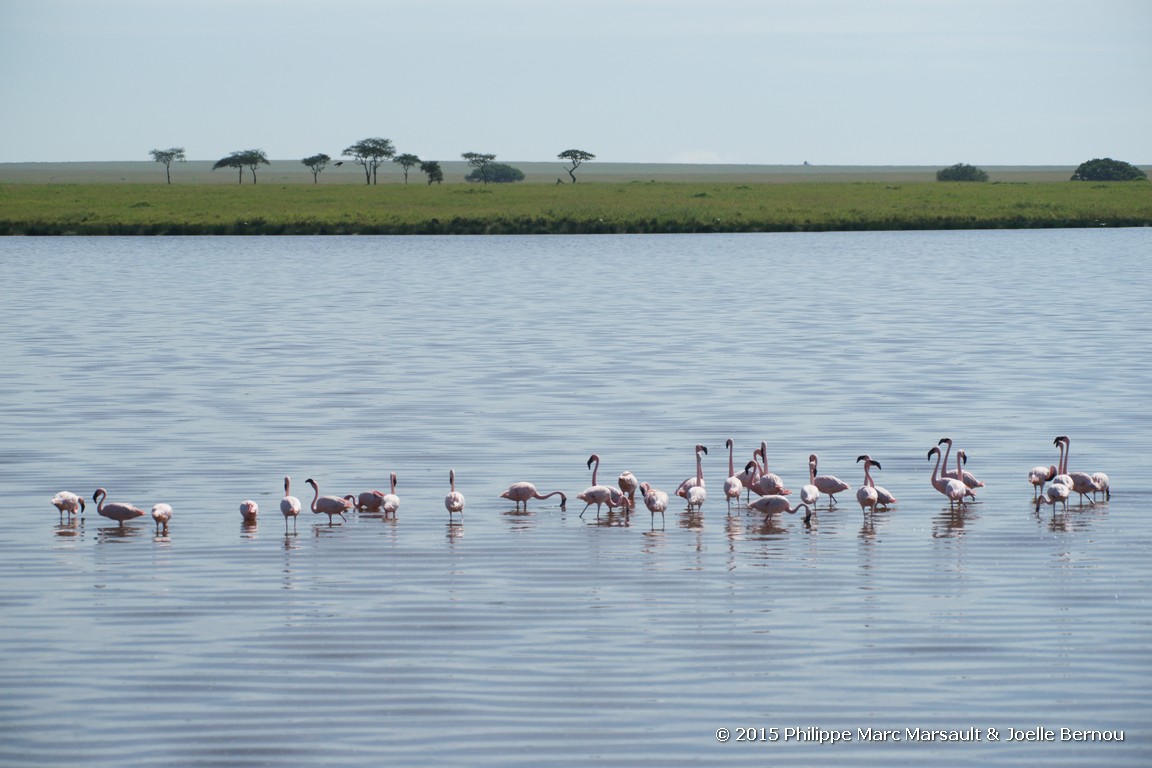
{"left": 1, "top": 0, "right": 1148, "bottom": 165}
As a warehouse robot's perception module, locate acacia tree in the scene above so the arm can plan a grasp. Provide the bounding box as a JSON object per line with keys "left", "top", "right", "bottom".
{"left": 462, "top": 152, "right": 496, "bottom": 184}
{"left": 392, "top": 153, "right": 421, "bottom": 184}
{"left": 420, "top": 160, "right": 443, "bottom": 185}
{"left": 149, "top": 147, "right": 186, "bottom": 184}
{"left": 936, "top": 163, "right": 988, "bottom": 182}
{"left": 558, "top": 149, "right": 595, "bottom": 183}
{"left": 213, "top": 149, "right": 269, "bottom": 184}
{"left": 302, "top": 153, "right": 331, "bottom": 183}
{"left": 1071, "top": 158, "right": 1147, "bottom": 181}
{"left": 343, "top": 137, "right": 396, "bottom": 184}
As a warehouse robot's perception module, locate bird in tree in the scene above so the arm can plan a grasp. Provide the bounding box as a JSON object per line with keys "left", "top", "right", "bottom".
{"left": 558, "top": 149, "right": 595, "bottom": 183}
{"left": 149, "top": 147, "right": 186, "bottom": 184}
{"left": 392, "top": 153, "right": 421, "bottom": 184}
{"left": 302, "top": 153, "right": 331, "bottom": 184}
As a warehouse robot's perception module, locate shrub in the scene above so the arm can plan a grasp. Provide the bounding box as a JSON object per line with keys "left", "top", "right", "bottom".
{"left": 466, "top": 163, "right": 525, "bottom": 183}
{"left": 936, "top": 163, "right": 989, "bottom": 182}
{"left": 1070, "top": 158, "right": 1147, "bottom": 182}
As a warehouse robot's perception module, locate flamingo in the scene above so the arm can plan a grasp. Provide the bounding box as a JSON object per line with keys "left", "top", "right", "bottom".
{"left": 617, "top": 470, "right": 639, "bottom": 510}
{"left": 151, "top": 503, "right": 173, "bottom": 534}
{"left": 672, "top": 444, "right": 705, "bottom": 499}
{"left": 239, "top": 500, "right": 259, "bottom": 524}
{"left": 736, "top": 452, "right": 760, "bottom": 502}
{"left": 855, "top": 456, "right": 880, "bottom": 517}
{"left": 51, "top": 491, "right": 85, "bottom": 518}
{"left": 938, "top": 437, "right": 985, "bottom": 489}
{"left": 578, "top": 454, "right": 624, "bottom": 516}
{"left": 1091, "top": 472, "right": 1111, "bottom": 502}
{"left": 856, "top": 455, "right": 897, "bottom": 508}
{"left": 798, "top": 456, "right": 820, "bottom": 506}
{"left": 1052, "top": 436, "right": 1102, "bottom": 504}
{"left": 748, "top": 494, "right": 813, "bottom": 524}
{"left": 1028, "top": 463, "right": 1056, "bottom": 499}
{"left": 281, "top": 476, "right": 302, "bottom": 533}
{"left": 639, "top": 481, "right": 669, "bottom": 521}
{"left": 92, "top": 488, "right": 146, "bottom": 527}
{"left": 685, "top": 445, "right": 706, "bottom": 512}
{"left": 927, "top": 446, "right": 975, "bottom": 509}
{"left": 382, "top": 472, "right": 400, "bottom": 516}
{"left": 500, "top": 481, "right": 566, "bottom": 511}
{"left": 676, "top": 444, "right": 709, "bottom": 497}
{"left": 747, "top": 441, "right": 791, "bottom": 496}
{"left": 808, "top": 454, "right": 850, "bottom": 506}
{"left": 354, "top": 490, "right": 386, "bottom": 512}
{"left": 1036, "top": 481, "right": 1070, "bottom": 513}
{"left": 305, "top": 477, "right": 352, "bottom": 524}
{"left": 723, "top": 439, "right": 743, "bottom": 508}
{"left": 445, "top": 469, "right": 465, "bottom": 519}
{"left": 1050, "top": 436, "right": 1073, "bottom": 489}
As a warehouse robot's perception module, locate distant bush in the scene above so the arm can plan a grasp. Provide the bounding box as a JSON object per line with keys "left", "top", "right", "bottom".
{"left": 1070, "top": 158, "right": 1147, "bottom": 182}
{"left": 466, "top": 163, "right": 524, "bottom": 183}
{"left": 936, "top": 163, "right": 989, "bottom": 182}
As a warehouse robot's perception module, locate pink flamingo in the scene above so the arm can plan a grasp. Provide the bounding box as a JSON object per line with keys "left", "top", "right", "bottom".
{"left": 856, "top": 455, "right": 897, "bottom": 508}
{"left": 855, "top": 456, "right": 880, "bottom": 516}
{"left": 354, "top": 489, "right": 386, "bottom": 512}
{"left": 748, "top": 441, "right": 791, "bottom": 496}
{"left": 92, "top": 487, "right": 146, "bottom": 527}
{"left": 685, "top": 445, "right": 707, "bottom": 511}
{"left": 578, "top": 454, "right": 626, "bottom": 516}
{"left": 938, "top": 437, "right": 985, "bottom": 488}
{"left": 1028, "top": 463, "right": 1056, "bottom": 499}
{"left": 280, "top": 476, "right": 302, "bottom": 533}
{"left": 675, "top": 444, "right": 709, "bottom": 497}
{"left": 500, "top": 481, "right": 566, "bottom": 511}
{"left": 239, "top": 500, "right": 259, "bottom": 524}
{"left": 381, "top": 472, "right": 400, "bottom": 516}
{"left": 639, "top": 481, "right": 669, "bottom": 521}
{"left": 723, "top": 439, "right": 743, "bottom": 508}
{"left": 305, "top": 477, "right": 352, "bottom": 524}
{"left": 808, "top": 454, "right": 850, "bottom": 506}
{"left": 617, "top": 470, "right": 639, "bottom": 510}
{"left": 1036, "top": 481, "right": 1070, "bottom": 513}
{"left": 927, "top": 446, "right": 974, "bottom": 509}
{"left": 1052, "top": 436, "right": 1102, "bottom": 504}
{"left": 445, "top": 469, "right": 465, "bottom": 519}
{"left": 736, "top": 451, "right": 760, "bottom": 502}
{"left": 151, "top": 503, "right": 173, "bottom": 534}
{"left": 748, "top": 495, "right": 813, "bottom": 524}
{"left": 51, "top": 491, "right": 86, "bottom": 518}
{"left": 1091, "top": 472, "right": 1111, "bottom": 502}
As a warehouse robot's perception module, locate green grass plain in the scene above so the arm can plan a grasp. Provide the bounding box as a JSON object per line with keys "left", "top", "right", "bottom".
{"left": 1, "top": 161, "right": 1149, "bottom": 234}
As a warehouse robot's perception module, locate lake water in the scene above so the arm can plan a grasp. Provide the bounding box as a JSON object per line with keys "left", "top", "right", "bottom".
{"left": 1, "top": 230, "right": 1149, "bottom": 767}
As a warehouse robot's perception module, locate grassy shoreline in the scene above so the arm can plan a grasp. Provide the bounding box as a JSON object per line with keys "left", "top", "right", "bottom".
{"left": 2, "top": 179, "right": 1149, "bottom": 235}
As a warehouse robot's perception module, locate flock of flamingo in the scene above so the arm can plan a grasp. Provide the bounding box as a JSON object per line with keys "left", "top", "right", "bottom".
{"left": 48, "top": 435, "right": 1109, "bottom": 534}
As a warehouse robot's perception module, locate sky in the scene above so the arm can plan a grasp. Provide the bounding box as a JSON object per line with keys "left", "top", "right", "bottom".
{"left": 0, "top": 0, "right": 1148, "bottom": 165}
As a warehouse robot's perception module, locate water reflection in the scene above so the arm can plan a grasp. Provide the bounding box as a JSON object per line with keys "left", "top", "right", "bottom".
{"left": 932, "top": 506, "right": 978, "bottom": 537}
{"left": 95, "top": 524, "right": 143, "bottom": 542}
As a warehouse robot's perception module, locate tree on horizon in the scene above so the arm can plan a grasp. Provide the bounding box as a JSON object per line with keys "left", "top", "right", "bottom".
{"left": 462, "top": 152, "right": 497, "bottom": 184}
{"left": 343, "top": 138, "right": 396, "bottom": 185}
{"left": 149, "top": 147, "right": 186, "bottom": 184}
{"left": 302, "top": 153, "right": 331, "bottom": 184}
{"left": 558, "top": 149, "right": 595, "bottom": 183}
{"left": 213, "top": 149, "right": 269, "bottom": 184}
{"left": 393, "top": 153, "right": 421, "bottom": 184}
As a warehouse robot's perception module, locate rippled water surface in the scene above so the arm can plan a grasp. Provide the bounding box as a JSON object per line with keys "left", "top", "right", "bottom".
{"left": 1, "top": 231, "right": 1149, "bottom": 766}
